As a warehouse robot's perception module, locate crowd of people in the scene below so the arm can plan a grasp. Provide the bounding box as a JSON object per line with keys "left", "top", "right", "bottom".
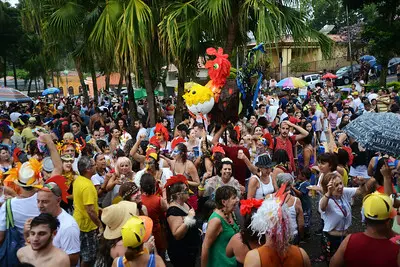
{"left": 0, "top": 80, "right": 399, "bottom": 267}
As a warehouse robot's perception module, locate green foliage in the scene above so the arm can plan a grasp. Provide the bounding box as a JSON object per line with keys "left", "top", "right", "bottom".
{"left": 6, "top": 69, "right": 29, "bottom": 80}
{"left": 387, "top": 82, "right": 400, "bottom": 92}
{"left": 289, "top": 59, "right": 311, "bottom": 74}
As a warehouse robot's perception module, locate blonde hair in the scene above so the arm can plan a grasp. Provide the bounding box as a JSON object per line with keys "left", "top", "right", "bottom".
{"left": 115, "top": 157, "right": 132, "bottom": 176}
{"left": 63, "top": 132, "right": 74, "bottom": 142}
{"left": 320, "top": 172, "right": 342, "bottom": 194}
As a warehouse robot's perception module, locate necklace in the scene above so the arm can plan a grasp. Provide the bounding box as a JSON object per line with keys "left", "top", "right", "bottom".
{"left": 172, "top": 201, "right": 189, "bottom": 214}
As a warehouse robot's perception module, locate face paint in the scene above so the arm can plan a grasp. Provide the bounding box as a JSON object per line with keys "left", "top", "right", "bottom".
{"left": 171, "top": 149, "right": 182, "bottom": 157}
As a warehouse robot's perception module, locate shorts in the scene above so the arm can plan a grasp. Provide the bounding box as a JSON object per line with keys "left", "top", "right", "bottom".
{"left": 80, "top": 230, "right": 98, "bottom": 263}
{"left": 322, "top": 232, "right": 345, "bottom": 262}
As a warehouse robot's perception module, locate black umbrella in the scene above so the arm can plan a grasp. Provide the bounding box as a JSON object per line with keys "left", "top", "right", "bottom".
{"left": 343, "top": 112, "right": 400, "bottom": 156}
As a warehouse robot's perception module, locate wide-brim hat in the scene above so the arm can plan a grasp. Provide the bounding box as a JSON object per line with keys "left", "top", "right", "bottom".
{"left": 255, "top": 154, "right": 276, "bottom": 169}
{"left": 15, "top": 159, "right": 43, "bottom": 188}
{"left": 102, "top": 201, "right": 138, "bottom": 240}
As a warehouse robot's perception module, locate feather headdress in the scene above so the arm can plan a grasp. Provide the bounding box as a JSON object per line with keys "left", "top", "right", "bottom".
{"left": 4, "top": 158, "right": 43, "bottom": 188}
{"left": 154, "top": 123, "right": 169, "bottom": 142}
{"left": 249, "top": 184, "right": 295, "bottom": 255}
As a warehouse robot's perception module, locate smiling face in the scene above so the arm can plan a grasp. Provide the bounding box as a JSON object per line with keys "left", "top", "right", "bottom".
{"left": 254, "top": 126, "right": 263, "bottom": 137}
{"left": 221, "top": 163, "right": 232, "bottom": 181}
{"left": 99, "top": 127, "right": 106, "bottom": 137}
{"left": 62, "top": 159, "right": 74, "bottom": 172}
{"left": 119, "top": 162, "right": 131, "bottom": 175}
{"left": 189, "top": 128, "right": 196, "bottom": 140}
{"left": 332, "top": 176, "right": 344, "bottom": 197}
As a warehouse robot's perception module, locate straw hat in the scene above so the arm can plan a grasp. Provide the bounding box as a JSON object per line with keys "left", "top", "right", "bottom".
{"left": 101, "top": 201, "right": 138, "bottom": 239}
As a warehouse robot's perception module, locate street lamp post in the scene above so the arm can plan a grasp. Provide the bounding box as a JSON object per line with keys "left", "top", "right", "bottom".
{"left": 63, "top": 69, "right": 69, "bottom": 95}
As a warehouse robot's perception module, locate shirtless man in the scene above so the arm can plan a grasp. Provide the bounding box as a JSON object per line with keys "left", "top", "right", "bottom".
{"left": 17, "top": 213, "right": 70, "bottom": 267}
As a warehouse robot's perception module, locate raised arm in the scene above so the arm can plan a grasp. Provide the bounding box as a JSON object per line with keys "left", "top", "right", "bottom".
{"left": 237, "top": 150, "right": 258, "bottom": 175}
{"left": 212, "top": 125, "right": 227, "bottom": 145}
{"left": 283, "top": 121, "right": 308, "bottom": 141}
{"left": 38, "top": 133, "right": 63, "bottom": 176}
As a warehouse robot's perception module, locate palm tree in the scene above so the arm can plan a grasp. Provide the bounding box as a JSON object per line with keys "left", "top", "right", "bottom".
{"left": 41, "top": 0, "right": 103, "bottom": 104}
{"left": 200, "top": 0, "right": 332, "bottom": 56}
{"left": 158, "top": 1, "right": 204, "bottom": 122}
{"left": 90, "top": 0, "right": 164, "bottom": 126}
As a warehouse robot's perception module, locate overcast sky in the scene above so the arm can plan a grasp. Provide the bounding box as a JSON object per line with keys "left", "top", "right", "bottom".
{"left": 2, "top": 0, "right": 18, "bottom": 6}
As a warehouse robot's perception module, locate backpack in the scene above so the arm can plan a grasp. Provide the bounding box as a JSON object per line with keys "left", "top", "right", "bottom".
{"left": 0, "top": 199, "right": 25, "bottom": 266}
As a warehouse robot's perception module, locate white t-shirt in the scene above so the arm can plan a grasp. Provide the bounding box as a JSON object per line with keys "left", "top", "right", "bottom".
{"left": 91, "top": 172, "right": 105, "bottom": 186}
{"left": 319, "top": 187, "right": 357, "bottom": 232}
{"left": 0, "top": 193, "right": 40, "bottom": 234}
{"left": 54, "top": 209, "right": 80, "bottom": 255}
{"left": 314, "top": 110, "right": 324, "bottom": 131}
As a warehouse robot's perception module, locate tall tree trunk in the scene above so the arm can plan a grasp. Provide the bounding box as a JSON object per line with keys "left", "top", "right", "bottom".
{"left": 225, "top": 2, "right": 240, "bottom": 55}
{"left": 105, "top": 72, "right": 111, "bottom": 94}
{"left": 175, "top": 73, "right": 185, "bottom": 123}
{"left": 225, "top": 19, "right": 238, "bottom": 55}
{"left": 143, "top": 61, "right": 156, "bottom": 127}
{"left": 380, "top": 65, "right": 388, "bottom": 87}
{"left": 42, "top": 74, "right": 47, "bottom": 89}
{"left": 12, "top": 61, "right": 18, "bottom": 89}
{"left": 117, "top": 71, "right": 123, "bottom": 95}
{"left": 127, "top": 73, "right": 138, "bottom": 121}
{"left": 57, "top": 72, "right": 60, "bottom": 87}
{"left": 27, "top": 78, "right": 32, "bottom": 96}
{"left": 90, "top": 61, "right": 98, "bottom": 105}
{"left": 51, "top": 71, "right": 55, "bottom": 87}
{"left": 74, "top": 57, "right": 89, "bottom": 106}
{"left": 35, "top": 79, "right": 38, "bottom": 95}
{"left": 3, "top": 55, "right": 6, "bottom": 87}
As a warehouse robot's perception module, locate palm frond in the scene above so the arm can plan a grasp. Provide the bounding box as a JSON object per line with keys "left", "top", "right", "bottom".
{"left": 47, "top": 1, "right": 84, "bottom": 37}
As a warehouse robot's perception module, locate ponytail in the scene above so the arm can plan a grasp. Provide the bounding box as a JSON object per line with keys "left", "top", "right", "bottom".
{"left": 124, "top": 244, "right": 144, "bottom": 261}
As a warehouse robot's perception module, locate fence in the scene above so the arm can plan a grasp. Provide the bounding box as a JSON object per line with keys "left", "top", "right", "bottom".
{"left": 269, "top": 56, "right": 351, "bottom": 79}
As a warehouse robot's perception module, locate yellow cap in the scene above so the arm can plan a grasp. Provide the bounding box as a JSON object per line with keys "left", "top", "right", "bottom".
{"left": 121, "top": 216, "right": 146, "bottom": 248}
{"left": 363, "top": 192, "right": 397, "bottom": 220}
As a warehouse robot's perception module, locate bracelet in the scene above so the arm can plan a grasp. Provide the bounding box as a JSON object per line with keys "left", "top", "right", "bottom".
{"left": 198, "top": 185, "right": 205, "bottom": 191}
{"left": 183, "top": 216, "right": 196, "bottom": 227}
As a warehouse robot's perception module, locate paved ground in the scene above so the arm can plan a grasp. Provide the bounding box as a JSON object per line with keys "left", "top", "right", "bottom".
{"left": 300, "top": 194, "right": 365, "bottom": 266}
{"left": 165, "top": 194, "right": 365, "bottom": 267}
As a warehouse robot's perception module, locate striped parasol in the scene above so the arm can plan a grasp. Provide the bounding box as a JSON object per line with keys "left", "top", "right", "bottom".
{"left": 276, "top": 77, "right": 307, "bottom": 88}
{"left": 0, "top": 87, "right": 32, "bottom": 103}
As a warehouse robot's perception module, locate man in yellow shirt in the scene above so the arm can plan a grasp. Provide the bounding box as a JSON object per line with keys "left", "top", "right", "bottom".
{"left": 21, "top": 117, "right": 37, "bottom": 146}
{"left": 73, "top": 156, "right": 103, "bottom": 267}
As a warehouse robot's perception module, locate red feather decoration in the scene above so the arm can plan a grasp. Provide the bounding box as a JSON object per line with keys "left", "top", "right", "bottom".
{"left": 45, "top": 175, "right": 70, "bottom": 203}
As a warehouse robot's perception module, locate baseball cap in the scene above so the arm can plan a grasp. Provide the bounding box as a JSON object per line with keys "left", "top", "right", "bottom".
{"left": 10, "top": 112, "right": 22, "bottom": 123}
{"left": 352, "top": 91, "right": 359, "bottom": 96}
{"left": 121, "top": 216, "right": 153, "bottom": 248}
{"left": 363, "top": 192, "right": 397, "bottom": 220}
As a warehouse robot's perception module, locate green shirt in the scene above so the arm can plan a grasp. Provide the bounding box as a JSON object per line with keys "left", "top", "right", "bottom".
{"left": 207, "top": 212, "right": 239, "bottom": 267}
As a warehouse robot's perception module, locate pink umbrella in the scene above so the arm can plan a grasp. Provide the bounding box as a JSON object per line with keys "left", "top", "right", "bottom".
{"left": 322, "top": 73, "right": 338, "bottom": 79}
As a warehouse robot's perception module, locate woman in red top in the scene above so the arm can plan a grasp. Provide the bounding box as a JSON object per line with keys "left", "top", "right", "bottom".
{"left": 140, "top": 173, "right": 168, "bottom": 259}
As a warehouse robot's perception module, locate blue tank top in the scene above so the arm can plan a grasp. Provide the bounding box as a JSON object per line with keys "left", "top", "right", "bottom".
{"left": 117, "top": 254, "right": 155, "bottom": 267}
